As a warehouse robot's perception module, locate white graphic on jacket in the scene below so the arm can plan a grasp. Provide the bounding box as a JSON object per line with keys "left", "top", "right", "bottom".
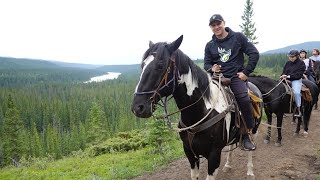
{"left": 218, "top": 47, "right": 232, "bottom": 62}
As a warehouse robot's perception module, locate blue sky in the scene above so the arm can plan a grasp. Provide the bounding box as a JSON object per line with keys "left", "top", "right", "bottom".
{"left": 0, "top": 0, "right": 319, "bottom": 65}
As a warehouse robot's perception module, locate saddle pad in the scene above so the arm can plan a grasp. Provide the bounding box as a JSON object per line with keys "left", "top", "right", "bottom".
{"left": 248, "top": 90, "right": 262, "bottom": 119}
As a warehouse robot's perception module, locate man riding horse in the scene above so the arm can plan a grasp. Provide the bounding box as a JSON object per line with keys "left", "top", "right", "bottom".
{"left": 204, "top": 14, "right": 259, "bottom": 151}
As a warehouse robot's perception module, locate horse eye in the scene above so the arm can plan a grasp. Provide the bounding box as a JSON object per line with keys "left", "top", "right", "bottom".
{"left": 157, "top": 62, "right": 164, "bottom": 70}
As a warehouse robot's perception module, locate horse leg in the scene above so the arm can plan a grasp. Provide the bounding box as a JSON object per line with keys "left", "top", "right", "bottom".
{"left": 247, "top": 132, "right": 258, "bottom": 177}
{"left": 264, "top": 111, "right": 272, "bottom": 144}
{"left": 302, "top": 106, "right": 311, "bottom": 136}
{"left": 294, "top": 116, "right": 302, "bottom": 136}
{"left": 222, "top": 145, "right": 234, "bottom": 173}
{"left": 291, "top": 115, "right": 296, "bottom": 124}
{"left": 206, "top": 149, "right": 222, "bottom": 180}
{"left": 184, "top": 147, "right": 200, "bottom": 180}
{"left": 275, "top": 112, "right": 283, "bottom": 146}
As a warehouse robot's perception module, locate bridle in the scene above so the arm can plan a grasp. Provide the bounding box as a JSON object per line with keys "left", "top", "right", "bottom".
{"left": 134, "top": 54, "right": 180, "bottom": 124}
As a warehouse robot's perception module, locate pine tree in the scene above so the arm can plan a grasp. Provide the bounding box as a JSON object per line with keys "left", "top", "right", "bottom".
{"left": 240, "top": 0, "right": 258, "bottom": 44}
{"left": 3, "top": 94, "right": 23, "bottom": 166}
{"left": 31, "top": 122, "right": 44, "bottom": 157}
{"left": 86, "top": 101, "right": 107, "bottom": 144}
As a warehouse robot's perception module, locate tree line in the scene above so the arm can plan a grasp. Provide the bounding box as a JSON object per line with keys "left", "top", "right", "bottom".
{"left": 0, "top": 52, "right": 289, "bottom": 167}
{"left": 0, "top": 71, "right": 144, "bottom": 167}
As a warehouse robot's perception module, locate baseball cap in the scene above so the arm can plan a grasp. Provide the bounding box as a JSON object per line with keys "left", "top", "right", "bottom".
{"left": 209, "top": 14, "right": 224, "bottom": 25}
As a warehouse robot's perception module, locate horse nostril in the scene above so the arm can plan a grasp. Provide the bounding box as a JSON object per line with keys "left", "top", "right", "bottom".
{"left": 138, "top": 104, "right": 144, "bottom": 112}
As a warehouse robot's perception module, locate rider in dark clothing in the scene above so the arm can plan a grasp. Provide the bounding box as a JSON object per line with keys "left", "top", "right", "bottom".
{"left": 281, "top": 50, "right": 306, "bottom": 117}
{"left": 204, "top": 14, "right": 259, "bottom": 151}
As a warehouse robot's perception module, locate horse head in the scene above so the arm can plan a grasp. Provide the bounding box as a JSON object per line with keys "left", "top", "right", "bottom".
{"left": 132, "top": 35, "right": 183, "bottom": 118}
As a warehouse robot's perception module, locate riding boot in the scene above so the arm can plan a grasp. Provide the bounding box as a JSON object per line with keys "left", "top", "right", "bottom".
{"left": 241, "top": 129, "right": 256, "bottom": 151}
{"left": 294, "top": 107, "right": 302, "bottom": 117}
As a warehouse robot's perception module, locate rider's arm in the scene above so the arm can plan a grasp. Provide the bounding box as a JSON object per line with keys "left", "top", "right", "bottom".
{"left": 238, "top": 33, "right": 260, "bottom": 76}
{"left": 204, "top": 42, "right": 218, "bottom": 73}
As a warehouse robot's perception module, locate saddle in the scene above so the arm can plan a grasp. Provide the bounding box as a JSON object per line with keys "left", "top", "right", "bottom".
{"left": 212, "top": 76, "right": 263, "bottom": 144}
{"left": 212, "top": 76, "right": 262, "bottom": 119}
{"left": 282, "top": 80, "right": 313, "bottom": 102}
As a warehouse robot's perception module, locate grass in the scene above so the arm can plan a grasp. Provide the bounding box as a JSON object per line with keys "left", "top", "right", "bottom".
{"left": 0, "top": 137, "right": 184, "bottom": 180}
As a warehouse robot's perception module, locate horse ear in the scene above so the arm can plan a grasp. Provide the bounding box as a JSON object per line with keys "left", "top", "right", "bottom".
{"left": 167, "top": 35, "right": 183, "bottom": 53}
{"left": 149, "top": 41, "right": 154, "bottom": 48}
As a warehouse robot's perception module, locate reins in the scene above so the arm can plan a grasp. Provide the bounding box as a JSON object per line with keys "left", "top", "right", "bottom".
{"left": 262, "top": 78, "right": 285, "bottom": 97}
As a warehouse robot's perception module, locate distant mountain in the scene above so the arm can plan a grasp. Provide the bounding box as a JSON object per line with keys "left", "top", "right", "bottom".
{"left": 0, "top": 57, "right": 59, "bottom": 69}
{"left": 95, "top": 64, "right": 140, "bottom": 73}
{"left": 262, "top": 41, "right": 320, "bottom": 54}
{"left": 49, "top": 60, "right": 104, "bottom": 69}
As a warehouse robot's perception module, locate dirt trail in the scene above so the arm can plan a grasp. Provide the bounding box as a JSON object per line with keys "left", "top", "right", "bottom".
{"left": 132, "top": 110, "right": 320, "bottom": 180}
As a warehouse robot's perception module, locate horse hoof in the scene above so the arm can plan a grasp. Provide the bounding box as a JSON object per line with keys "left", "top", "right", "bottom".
{"left": 264, "top": 139, "right": 270, "bottom": 144}
{"left": 222, "top": 165, "right": 232, "bottom": 173}
{"left": 293, "top": 132, "right": 299, "bottom": 137}
{"left": 246, "top": 174, "right": 255, "bottom": 180}
{"left": 303, "top": 131, "right": 308, "bottom": 137}
{"left": 275, "top": 142, "right": 281, "bottom": 147}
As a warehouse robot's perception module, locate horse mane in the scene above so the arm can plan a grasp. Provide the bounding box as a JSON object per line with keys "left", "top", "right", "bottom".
{"left": 141, "top": 41, "right": 211, "bottom": 100}
{"left": 174, "top": 49, "right": 212, "bottom": 100}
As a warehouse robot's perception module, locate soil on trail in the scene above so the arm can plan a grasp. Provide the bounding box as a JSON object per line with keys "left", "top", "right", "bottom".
{"left": 132, "top": 110, "right": 320, "bottom": 180}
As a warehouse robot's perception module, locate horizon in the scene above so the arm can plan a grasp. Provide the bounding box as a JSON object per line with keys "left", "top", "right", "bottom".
{"left": 1, "top": 40, "right": 320, "bottom": 66}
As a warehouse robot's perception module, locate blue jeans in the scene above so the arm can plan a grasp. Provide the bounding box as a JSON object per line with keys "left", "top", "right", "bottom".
{"left": 292, "top": 79, "right": 302, "bottom": 107}
{"left": 307, "top": 75, "right": 316, "bottom": 84}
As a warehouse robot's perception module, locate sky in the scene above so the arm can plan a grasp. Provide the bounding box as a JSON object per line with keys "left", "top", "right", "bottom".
{"left": 0, "top": 0, "right": 319, "bottom": 65}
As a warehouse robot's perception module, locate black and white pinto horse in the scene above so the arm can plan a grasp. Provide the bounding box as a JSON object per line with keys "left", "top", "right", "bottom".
{"left": 131, "top": 35, "right": 263, "bottom": 179}
{"left": 248, "top": 76, "right": 319, "bottom": 146}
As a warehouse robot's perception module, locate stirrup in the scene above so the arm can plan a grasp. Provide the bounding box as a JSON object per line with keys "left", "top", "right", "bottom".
{"left": 240, "top": 130, "right": 256, "bottom": 151}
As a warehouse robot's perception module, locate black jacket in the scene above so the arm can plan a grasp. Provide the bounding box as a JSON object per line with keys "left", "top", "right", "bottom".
{"left": 204, "top": 27, "right": 260, "bottom": 78}
{"left": 282, "top": 59, "right": 306, "bottom": 80}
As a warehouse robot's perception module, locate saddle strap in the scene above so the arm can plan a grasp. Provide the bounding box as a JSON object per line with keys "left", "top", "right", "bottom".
{"left": 179, "top": 106, "right": 231, "bottom": 134}
{"left": 179, "top": 106, "right": 232, "bottom": 158}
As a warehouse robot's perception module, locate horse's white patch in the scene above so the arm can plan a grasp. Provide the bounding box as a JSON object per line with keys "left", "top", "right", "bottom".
{"left": 247, "top": 151, "right": 254, "bottom": 176}
{"left": 225, "top": 112, "right": 231, "bottom": 141}
{"left": 206, "top": 168, "right": 218, "bottom": 180}
{"left": 134, "top": 55, "right": 155, "bottom": 93}
{"left": 178, "top": 67, "right": 198, "bottom": 96}
{"left": 223, "top": 144, "right": 234, "bottom": 172}
{"left": 203, "top": 74, "right": 228, "bottom": 113}
{"left": 191, "top": 166, "right": 199, "bottom": 180}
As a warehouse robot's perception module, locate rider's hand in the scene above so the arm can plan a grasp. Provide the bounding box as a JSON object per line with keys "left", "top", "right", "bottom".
{"left": 237, "top": 72, "right": 248, "bottom": 81}
{"left": 211, "top": 64, "right": 221, "bottom": 73}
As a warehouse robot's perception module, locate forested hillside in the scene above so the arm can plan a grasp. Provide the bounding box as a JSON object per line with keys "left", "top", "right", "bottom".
{"left": 0, "top": 58, "right": 144, "bottom": 167}
{"left": 0, "top": 57, "right": 59, "bottom": 69}
{"left": 0, "top": 52, "right": 288, "bottom": 168}
{"left": 263, "top": 41, "right": 320, "bottom": 54}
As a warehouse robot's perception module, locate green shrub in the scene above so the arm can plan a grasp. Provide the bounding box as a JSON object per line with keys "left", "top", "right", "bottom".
{"left": 86, "top": 130, "right": 149, "bottom": 156}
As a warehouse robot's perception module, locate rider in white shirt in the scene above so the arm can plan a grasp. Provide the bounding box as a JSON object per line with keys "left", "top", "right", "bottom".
{"left": 309, "top": 48, "right": 320, "bottom": 61}
{"left": 300, "top": 49, "right": 316, "bottom": 83}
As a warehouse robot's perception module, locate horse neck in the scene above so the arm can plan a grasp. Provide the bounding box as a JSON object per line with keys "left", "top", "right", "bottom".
{"left": 250, "top": 77, "right": 286, "bottom": 98}
{"left": 172, "top": 61, "right": 228, "bottom": 124}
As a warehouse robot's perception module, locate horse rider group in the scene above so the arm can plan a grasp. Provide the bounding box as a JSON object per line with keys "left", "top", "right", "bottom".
{"left": 204, "top": 13, "right": 319, "bottom": 152}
